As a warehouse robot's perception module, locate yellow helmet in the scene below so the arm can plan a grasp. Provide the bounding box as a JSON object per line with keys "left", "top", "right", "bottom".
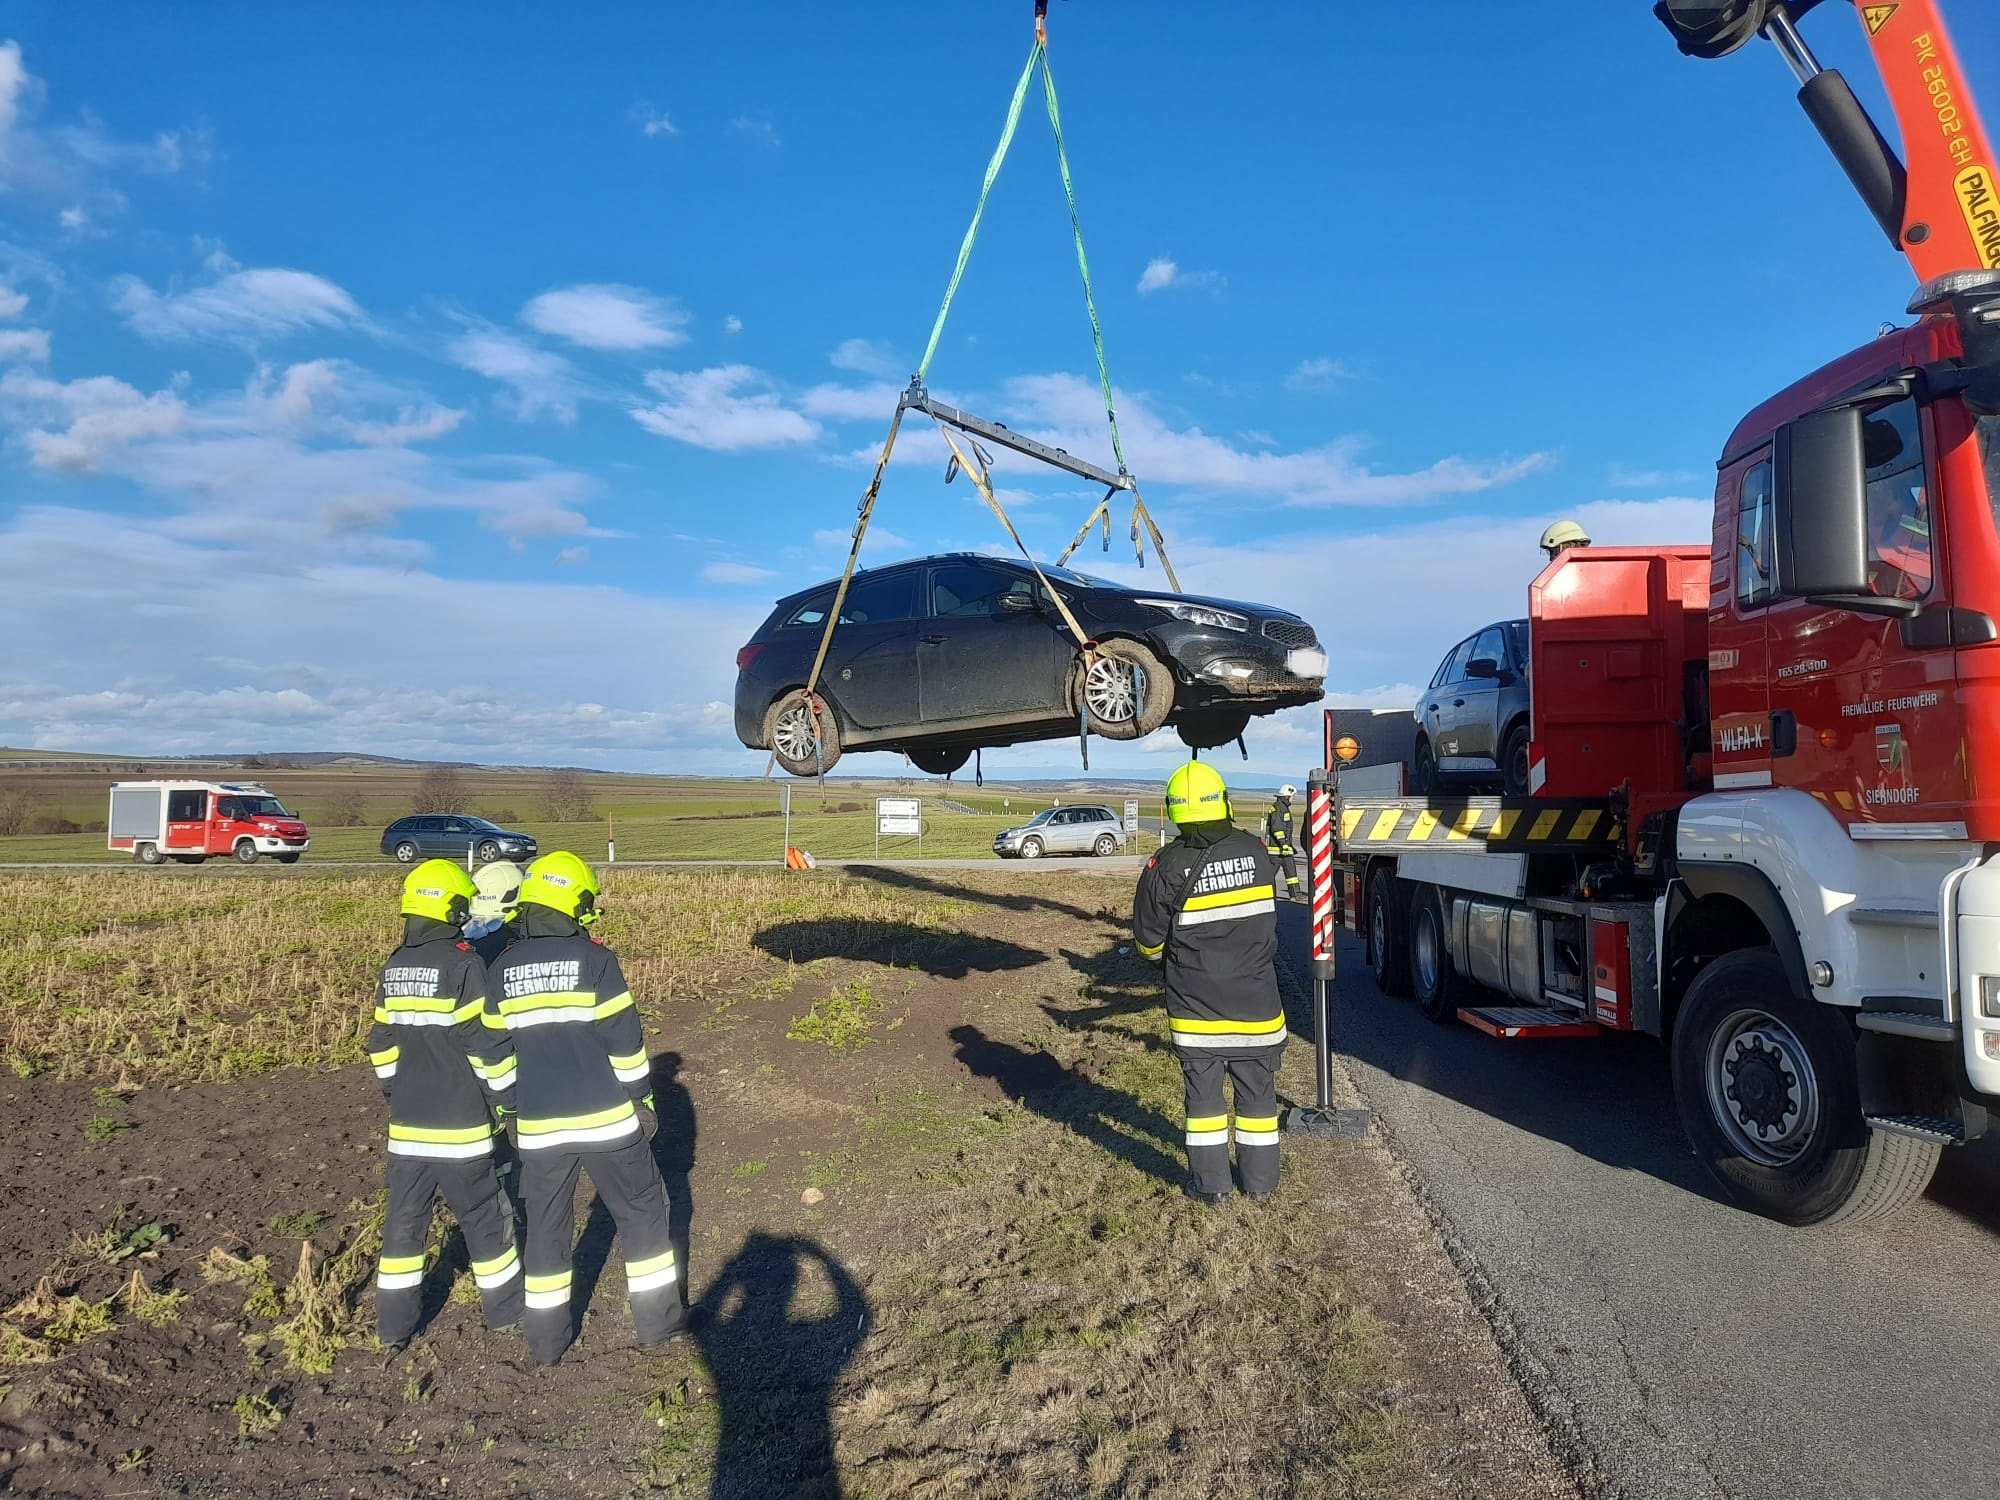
{"left": 1540, "top": 519, "right": 1591, "bottom": 555}
{"left": 517, "top": 850, "right": 602, "bottom": 925}
{"left": 401, "top": 859, "right": 477, "bottom": 925}
{"left": 1166, "top": 761, "right": 1231, "bottom": 825}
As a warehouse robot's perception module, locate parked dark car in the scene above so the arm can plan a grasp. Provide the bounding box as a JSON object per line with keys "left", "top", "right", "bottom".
{"left": 381, "top": 814, "right": 539, "bottom": 865}
{"left": 733, "top": 554, "right": 1327, "bottom": 776}
{"left": 1412, "top": 619, "right": 1532, "bottom": 795}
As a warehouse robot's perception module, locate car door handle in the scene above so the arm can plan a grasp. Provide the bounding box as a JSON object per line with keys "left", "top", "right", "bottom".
{"left": 920, "top": 634, "right": 947, "bottom": 645}
{"left": 1427, "top": 703, "right": 1439, "bottom": 714}
{"left": 1453, "top": 698, "right": 1465, "bottom": 707}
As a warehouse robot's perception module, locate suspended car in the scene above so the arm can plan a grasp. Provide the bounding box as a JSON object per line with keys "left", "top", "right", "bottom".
{"left": 734, "top": 553, "right": 1326, "bottom": 777}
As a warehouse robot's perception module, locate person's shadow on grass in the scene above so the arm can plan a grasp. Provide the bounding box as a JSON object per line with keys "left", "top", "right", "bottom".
{"left": 949, "top": 1023, "right": 1184, "bottom": 1186}
{"left": 696, "top": 1232, "right": 870, "bottom": 1500}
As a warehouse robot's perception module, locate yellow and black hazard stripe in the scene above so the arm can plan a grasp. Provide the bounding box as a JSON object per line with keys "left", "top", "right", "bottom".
{"left": 1335, "top": 798, "right": 1622, "bottom": 854}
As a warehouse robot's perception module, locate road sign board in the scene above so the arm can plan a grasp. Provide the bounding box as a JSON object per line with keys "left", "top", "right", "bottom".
{"left": 877, "top": 797, "right": 922, "bottom": 836}
{"left": 1123, "top": 798, "right": 1139, "bottom": 832}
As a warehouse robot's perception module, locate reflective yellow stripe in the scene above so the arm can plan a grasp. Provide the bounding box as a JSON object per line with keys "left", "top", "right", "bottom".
{"left": 1234, "top": 1114, "right": 1279, "bottom": 1132}
{"left": 470, "top": 1244, "right": 518, "bottom": 1278}
{"left": 525, "top": 1271, "right": 571, "bottom": 1294}
{"left": 1183, "top": 883, "right": 1276, "bottom": 912}
{"left": 1447, "top": 807, "right": 1482, "bottom": 841}
{"left": 498, "top": 990, "right": 594, "bottom": 1016}
{"left": 1489, "top": 809, "right": 1519, "bottom": 840}
{"left": 368, "top": 1046, "right": 401, "bottom": 1066}
{"left": 594, "top": 990, "right": 634, "bottom": 1020}
{"left": 381, "top": 996, "right": 454, "bottom": 1013}
{"left": 1136, "top": 939, "right": 1164, "bottom": 959}
{"left": 1567, "top": 809, "right": 1601, "bottom": 840}
{"left": 451, "top": 997, "right": 484, "bottom": 1024}
{"left": 626, "top": 1247, "right": 676, "bottom": 1279}
{"left": 1341, "top": 807, "right": 1364, "bottom": 840}
{"left": 1409, "top": 808, "right": 1440, "bottom": 842}
{"left": 387, "top": 1121, "right": 495, "bottom": 1144}
{"left": 517, "top": 1101, "right": 635, "bottom": 1136}
{"left": 1169, "top": 1013, "right": 1286, "bottom": 1036}
{"left": 1185, "top": 1114, "right": 1228, "bottom": 1132}
{"left": 1368, "top": 808, "right": 1402, "bottom": 840}
{"left": 607, "top": 1049, "right": 647, "bottom": 1072}
{"left": 378, "top": 1253, "right": 425, "bottom": 1275}
{"left": 1528, "top": 809, "right": 1563, "bottom": 841}
{"left": 482, "top": 1007, "right": 507, "bottom": 1029}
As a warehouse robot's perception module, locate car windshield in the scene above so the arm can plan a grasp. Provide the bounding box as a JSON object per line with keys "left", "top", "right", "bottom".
{"left": 1026, "top": 810, "right": 1058, "bottom": 825}
{"left": 465, "top": 818, "right": 501, "bottom": 831}
{"left": 1035, "top": 563, "right": 1121, "bottom": 589}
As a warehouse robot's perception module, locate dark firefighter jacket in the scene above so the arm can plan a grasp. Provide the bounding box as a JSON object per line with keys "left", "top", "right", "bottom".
{"left": 1263, "top": 801, "right": 1295, "bottom": 856}
{"left": 469, "top": 920, "right": 521, "bottom": 968}
{"left": 1132, "top": 820, "right": 1288, "bottom": 1053}
{"left": 483, "top": 903, "right": 652, "bottom": 1153}
{"left": 366, "top": 916, "right": 516, "bottom": 1159}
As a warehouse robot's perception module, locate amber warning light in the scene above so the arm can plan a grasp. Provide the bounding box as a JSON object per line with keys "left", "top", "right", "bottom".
{"left": 1333, "top": 735, "right": 1361, "bottom": 763}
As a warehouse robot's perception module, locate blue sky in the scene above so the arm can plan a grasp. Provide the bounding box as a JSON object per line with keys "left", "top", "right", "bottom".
{"left": 1, "top": 1, "right": 1992, "bottom": 776}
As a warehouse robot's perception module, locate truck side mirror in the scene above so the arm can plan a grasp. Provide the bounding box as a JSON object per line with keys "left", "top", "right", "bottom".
{"left": 1773, "top": 405, "right": 1874, "bottom": 601}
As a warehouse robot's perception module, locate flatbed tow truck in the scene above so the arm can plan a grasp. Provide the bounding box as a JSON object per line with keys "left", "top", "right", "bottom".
{"left": 1326, "top": 0, "right": 2000, "bottom": 1224}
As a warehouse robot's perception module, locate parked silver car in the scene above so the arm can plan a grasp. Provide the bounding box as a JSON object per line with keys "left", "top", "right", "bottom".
{"left": 992, "top": 805, "right": 1127, "bottom": 859}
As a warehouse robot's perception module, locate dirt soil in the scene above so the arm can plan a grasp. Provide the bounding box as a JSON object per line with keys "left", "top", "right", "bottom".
{"left": 0, "top": 867, "right": 1575, "bottom": 1499}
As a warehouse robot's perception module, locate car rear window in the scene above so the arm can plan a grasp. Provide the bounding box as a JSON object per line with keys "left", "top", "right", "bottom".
{"left": 782, "top": 591, "right": 836, "bottom": 628}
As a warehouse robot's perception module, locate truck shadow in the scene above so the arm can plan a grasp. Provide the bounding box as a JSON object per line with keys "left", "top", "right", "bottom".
{"left": 753, "top": 918, "right": 1043, "bottom": 979}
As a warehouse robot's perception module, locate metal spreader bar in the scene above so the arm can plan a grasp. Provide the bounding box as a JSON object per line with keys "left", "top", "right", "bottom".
{"left": 900, "top": 383, "right": 1136, "bottom": 492}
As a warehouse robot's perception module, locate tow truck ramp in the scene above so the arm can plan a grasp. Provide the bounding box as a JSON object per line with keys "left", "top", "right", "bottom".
{"left": 1337, "top": 796, "right": 1623, "bottom": 855}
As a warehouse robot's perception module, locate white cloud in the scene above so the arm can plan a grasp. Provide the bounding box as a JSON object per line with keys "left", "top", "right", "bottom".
{"left": 729, "top": 116, "right": 781, "bottom": 148}
{"left": 723, "top": 315, "right": 743, "bottom": 335}
{"left": 0, "top": 283, "right": 25, "bottom": 320}
{"left": 813, "top": 525, "right": 911, "bottom": 554}
{"left": 1607, "top": 464, "right": 1696, "bottom": 490}
{"left": 113, "top": 266, "right": 366, "bottom": 345}
{"left": 701, "top": 561, "right": 778, "bottom": 584}
{"left": 0, "top": 41, "right": 206, "bottom": 226}
{"left": 0, "top": 368, "right": 187, "bottom": 473}
{"left": 631, "top": 103, "right": 678, "bottom": 138}
{"left": 555, "top": 546, "right": 590, "bottom": 566}
{"left": 447, "top": 323, "right": 581, "bottom": 421}
{"left": 998, "top": 372, "right": 1551, "bottom": 508}
{"left": 1136, "top": 257, "right": 1224, "bottom": 295}
{"left": 829, "top": 338, "right": 901, "bottom": 378}
{"left": 243, "top": 358, "right": 463, "bottom": 447}
{"left": 521, "top": 283, "right": 689, "bottom": 352}
{"left": 630, "top": 365, "right": 819, "bottom": 451}
{"left": 350, "top": 404, "right": 464, "bottom": 446}
{"left": 1284, "top": 357, "right": 1358, "bottom": 392}
{"left": 0, "top": 327, "right": 48, "bottom": 362}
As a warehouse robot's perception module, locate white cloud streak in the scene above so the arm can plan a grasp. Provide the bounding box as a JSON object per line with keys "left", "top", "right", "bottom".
{"left": 701, "top": 561, "right": 778, "bottom": 585}
{"left": 1136, "top": 257, "right": 1224, "bottom": 295}
{"left": 630, "top": 365, "right": 820, "bottom": 451}
{"left": 521, "top": 283, "right": 689, "bottom": 351}
{"left": 447, "top": 323, "right": 582, "bottom": 422}
{"left": 113, "top": 267, "right": 366, "bottom": 345}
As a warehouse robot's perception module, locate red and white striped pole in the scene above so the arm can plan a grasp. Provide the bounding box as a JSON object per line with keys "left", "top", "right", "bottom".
{"left": 1306, "top": 767, "right": 1336, "bottom": 1113}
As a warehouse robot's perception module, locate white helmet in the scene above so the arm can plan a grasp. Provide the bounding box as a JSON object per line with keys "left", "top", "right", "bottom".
{"left": 468, "top": 860, "right": 525, "bottom": 926}
{"left": 1278, "top": 784, "right": 1297, "bottom": 799}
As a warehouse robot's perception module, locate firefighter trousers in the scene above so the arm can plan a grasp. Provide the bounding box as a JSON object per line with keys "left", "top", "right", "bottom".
{"left": 1180, "top": 1047, "right": 1282, "bottom": 1198}
{"left": 520, "top": 1137, "right": 683, "bottom": 1365}
{"left": 1272, "top": 850, "right": 1301, "bottom": 899}
{"left": 376, "top": 1153, "right": 523, "bottom": 1348}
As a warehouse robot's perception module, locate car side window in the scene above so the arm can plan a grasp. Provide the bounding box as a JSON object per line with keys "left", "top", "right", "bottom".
{"left": 1862, "top": 397, "right": 1932, "bottom": 601}
{"left": 1438, "top": 638, "right": 1474, "bottom": 686}
{"left": 1737, "top": 458, "right": 1777, "bottom": 608}
{"left": 784, "top": 592, "right": 836, "bottom": 628}
{"left": 1427, "top": 645, "right": 1459, "bottom": 690}
{"left": 1505, "top": 622, "right": 1529, "bottom": 671}
{"left": 1468, "top": 627, "right": 1505, "bottom": 674}
{"left": 931, "top": 563, "right": 1024, "bottom": 617}
{"left": 839, "top": 571, "right": 916, "bottom": 625}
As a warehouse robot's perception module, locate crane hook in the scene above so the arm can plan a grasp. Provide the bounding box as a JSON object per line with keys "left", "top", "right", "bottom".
{"left": 1035, "top": 0, "right": 1048, "bottom": 45}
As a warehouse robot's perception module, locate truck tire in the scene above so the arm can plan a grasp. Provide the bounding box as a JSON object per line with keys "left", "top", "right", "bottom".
{"left": 233, "top": 841, "right": 259, "bottom": 865}
{"left": 1409, "top": 884, "right": 1467, "bottom": 1024}
{"left": 766, "top": 690, "right": 842, "bottom": 777}
{"left": 135, "top": 842, "right": 163, "bottom": 866}
{"left": 1669, "top": 947, "right": 1941, "bottom": 1226}
{"left": 1367, "top": 867, "right": 1411, "bottom": 998}
{"left": 1077, "top": 640, "right": 1174, "bottom": 741}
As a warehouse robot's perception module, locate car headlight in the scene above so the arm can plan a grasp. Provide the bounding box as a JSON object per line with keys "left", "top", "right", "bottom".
{"left": 1135, "top": 598, "right": 1249, "bottom": 632}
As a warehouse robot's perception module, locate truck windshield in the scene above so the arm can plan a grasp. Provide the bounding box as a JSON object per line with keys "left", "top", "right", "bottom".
{"left": 225, "top": 796, "right": 290, "bottom": 818}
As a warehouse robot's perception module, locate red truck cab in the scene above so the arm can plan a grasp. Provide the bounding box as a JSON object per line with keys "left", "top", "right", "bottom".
{"left": 107, "top": 780, "right": 311, "bottom": 865}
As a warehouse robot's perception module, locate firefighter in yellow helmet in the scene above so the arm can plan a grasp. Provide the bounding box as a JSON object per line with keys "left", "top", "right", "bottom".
{"left": 366, "top": 860, "right": 523, "bottom": 1351}
{"left": 481, "top": 851, "right": 684, "bottom": 1364}
{"left": 1133, "top": 763, "right": 1288, "bottom": 1205}
{"left": 1539, "top": 519, "right": 1591, "bottom": 561}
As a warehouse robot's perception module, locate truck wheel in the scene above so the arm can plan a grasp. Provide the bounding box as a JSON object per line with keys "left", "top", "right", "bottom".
{"left": 1077, "top": 640, "right": 1173, "bottom": 741}
{"left": 1409, "top": 884, "right": 1467, "bottom": 1024}
{"left": 393, "top": 841, "right": 420, "bottom": 864}
{"left": 1412, "top": 738, "right": 1436, "bottom": 795}
{"left": 766, "top": 690, "right": 843, "bottom": 777}
{"left": 1670, "top": 948, "right": 1941, "bottom": 1226}
{"left": 135, "top": 842, "right": 163, "bottom": 866}
{"left": 233, "top": 841, "right": 259, "bottom": 865}
{"left": 1366, "top": 867, "right": 1411, "bottom": 998}
{"left": 1502, "top": 723, "right": 1533, "bottom": 797}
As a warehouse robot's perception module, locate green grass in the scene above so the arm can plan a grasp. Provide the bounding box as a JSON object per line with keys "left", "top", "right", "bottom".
{"left": 785, "top": 981, "right": 881, "bottom": 1054}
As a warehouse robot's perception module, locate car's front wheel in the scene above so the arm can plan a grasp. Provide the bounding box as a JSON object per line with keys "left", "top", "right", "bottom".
{"left": 1019, "top": 836, "right": 1045, "bottom": 860}
{"left": 1502, "top": 722, "right": 1532, "bottom": 797}
{"left": 1077, "top": 640, "right": 1173, "bottom": 740}
{"left": 766, "top": 690, "right": 842, "bottom": 777}
{"left": 908, "top": 746, "right": 970, "bottom": 777}
{"left": 476, "top": 840, "right": 501, "bottom": 863}
{"left": 1092, "top": 833, "right": 1118, "bottom": 857}
{"left": 394, "top": 841, "right": 420, "bottom": 864}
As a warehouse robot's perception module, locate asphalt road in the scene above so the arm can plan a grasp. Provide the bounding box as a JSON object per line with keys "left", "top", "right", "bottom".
{"left": 1277, "top": 907, "right": 2000, "bottom": 1500}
